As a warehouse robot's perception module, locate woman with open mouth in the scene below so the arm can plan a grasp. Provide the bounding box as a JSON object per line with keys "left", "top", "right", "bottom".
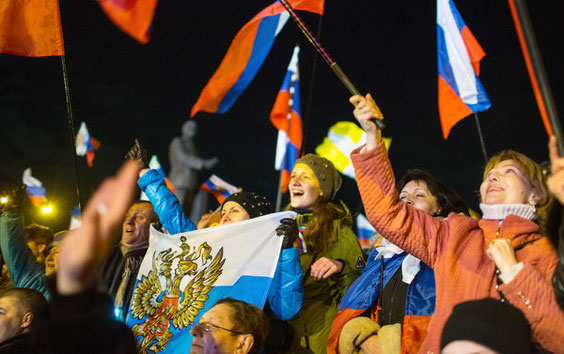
{"left": 348, "top": 92, "right": 564, "bottom": 353}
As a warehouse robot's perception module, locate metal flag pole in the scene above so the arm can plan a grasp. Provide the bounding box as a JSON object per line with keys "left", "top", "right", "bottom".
{"left": 508, "top": 0, "right": 564, "bottom": 155}
{"left": 278, "top": 0, "right": 386, "bottom": 130}
{"left": 473, "top": 113, "right": 488, "bottom": 164}
{"left": 57, "top": 0, "right": 84, "bottom": 211}
{"left": 301, "top": 15, "right": 323, "bottom": 154}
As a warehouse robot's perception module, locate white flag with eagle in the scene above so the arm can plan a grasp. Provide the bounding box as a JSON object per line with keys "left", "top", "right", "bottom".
{"left": 126, "top": 211, "right": 294, "bottom": 353}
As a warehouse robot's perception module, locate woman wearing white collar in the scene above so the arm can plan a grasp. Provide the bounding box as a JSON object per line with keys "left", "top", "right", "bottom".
{"left": 348, "top": 93, "right": 564, "bottom": 354}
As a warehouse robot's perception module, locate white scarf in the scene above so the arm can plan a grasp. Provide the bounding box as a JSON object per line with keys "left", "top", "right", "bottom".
{"left": 374, "top": 238, "right": 421, "bottom": 284}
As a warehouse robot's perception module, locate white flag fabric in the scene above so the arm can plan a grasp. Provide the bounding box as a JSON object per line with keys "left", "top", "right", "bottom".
{"left": 126, "top": 211, "right": 295, "bottom": 353}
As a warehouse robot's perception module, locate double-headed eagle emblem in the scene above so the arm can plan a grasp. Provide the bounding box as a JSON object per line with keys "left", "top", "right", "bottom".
{"left": 130, "top": 236, "right": 225, "bottom": 353}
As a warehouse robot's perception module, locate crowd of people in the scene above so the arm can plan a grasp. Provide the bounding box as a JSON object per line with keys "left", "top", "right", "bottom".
{"left": 1, "top": 93, "right": 564, "bottom": 353}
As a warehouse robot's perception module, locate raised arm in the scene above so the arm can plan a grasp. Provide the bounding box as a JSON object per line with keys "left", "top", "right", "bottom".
{"left": 138, "top": 169, "right": 197, "bottom": 234}
{"left": 350, "top": 94, "right": 449, "bottom": 267}
{"left": 0, "top": 186, "right": 48, "bottom": 297}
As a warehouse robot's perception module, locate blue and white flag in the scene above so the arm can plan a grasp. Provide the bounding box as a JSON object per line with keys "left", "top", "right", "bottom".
{"left": 126, "top": 211, "right": 294, "bottom": 353}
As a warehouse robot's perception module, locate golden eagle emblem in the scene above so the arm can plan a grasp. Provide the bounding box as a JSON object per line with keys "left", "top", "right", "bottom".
{"left": 130, "top": 236, "right": 225, "bottom": 353}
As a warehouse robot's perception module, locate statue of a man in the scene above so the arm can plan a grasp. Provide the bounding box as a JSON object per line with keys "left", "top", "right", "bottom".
{"left": 168, "top": 121, "right": 218, "bottom": 206}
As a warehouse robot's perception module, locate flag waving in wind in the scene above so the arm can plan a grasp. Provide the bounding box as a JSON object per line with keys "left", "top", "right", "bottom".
{"left": 98, "top": 0, "right": 158, "bottom": 44}
{"left": 437, "top": 0, "right": 491, "bottom": 139}
{"left": 0, "top": 0, "right": 64, "bottom": 57}
{"left": 22, "top": 168, "right": 47, "bottom": 207}
{"left": 75, "top": 122, "right": 101, "bottom": 167}
{"left": 200, "top": 175, "right": 240, "bottom": 204}
{"left": 191, "top": 0, "right": 324, "bottom": 117}
{"left": 315, "top": 121, "right": 391, "bottom": 179}
{"left": 271, "top": 46, "right": 302, "bottom": 193}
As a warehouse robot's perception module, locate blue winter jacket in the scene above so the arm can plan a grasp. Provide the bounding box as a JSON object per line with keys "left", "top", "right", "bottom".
{"left": 0, "top": 210, "right": 50, "bottom": 299}
{"left": 138, "top": 169, "right": 303, "bottom": 320}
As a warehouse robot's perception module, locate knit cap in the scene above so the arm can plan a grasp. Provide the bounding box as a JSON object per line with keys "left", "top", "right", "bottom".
{"left": 294, "top": 154, "right": 342, "bottom": 201}
{"left": 222, "top": 192, "right": 272, "bottom": 219}
{"left": 441, "top": 298, "right": 531, "bottom": 354}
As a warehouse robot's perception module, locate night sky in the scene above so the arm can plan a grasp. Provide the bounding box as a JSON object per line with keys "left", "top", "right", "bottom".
{"left": 0, "top": 0, "right": 562, "bottom": 231}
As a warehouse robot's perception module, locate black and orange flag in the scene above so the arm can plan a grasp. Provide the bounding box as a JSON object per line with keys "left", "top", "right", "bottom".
{"left": 0, "top": 0, "right": 64, "bottom": 57}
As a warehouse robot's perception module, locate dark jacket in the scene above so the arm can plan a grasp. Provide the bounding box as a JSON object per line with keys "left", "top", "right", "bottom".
{"left": 0, "top": 289, "right": 137, "bottom": 354}
{"left": 100, "top": 245, "right": 147, "bottom": 320}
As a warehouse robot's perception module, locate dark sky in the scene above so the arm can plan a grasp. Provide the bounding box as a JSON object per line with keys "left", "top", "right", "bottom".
{"left": 0, "top": 0, "right": 563, "bottom": 231}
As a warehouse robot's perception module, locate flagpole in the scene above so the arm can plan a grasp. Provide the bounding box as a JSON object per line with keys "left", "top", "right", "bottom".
{"left": 60, "top": 56, "right": 84, "bottom": 211}
{"left": 301, "top": 14, "right": 323, "bottom": 154}
{"left": 507, "top": 0, "right": 564, "bottom": 155}
{"left": 275, "top": 170, "right": 284, "bottom": 212}
{"left": 275, "top": 110, "right": 293, "bottom": 212}
{"left": 278, "top": 0, "right": 385, "bottom": 131}
{"left": 473, "top": 113, "right": 488, "bottom": 164}
{"left": 57, "top": 0, "right": 84, "bottom": 213}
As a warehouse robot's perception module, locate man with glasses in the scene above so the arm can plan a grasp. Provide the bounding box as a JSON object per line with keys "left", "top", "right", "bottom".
{"left": 190, "top": 297, "right": 269, "bottom": 354}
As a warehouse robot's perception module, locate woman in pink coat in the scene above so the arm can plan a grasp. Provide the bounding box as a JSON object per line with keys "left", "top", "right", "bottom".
{"left": 348, "top": 93, "right": 564, "bottom": 353}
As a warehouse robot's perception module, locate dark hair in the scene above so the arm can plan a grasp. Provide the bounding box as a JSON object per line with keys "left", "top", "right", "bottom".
{"left": 25, "top": 224, "right": 54, "bottom": 243}
{"left": 0, "top": 288, "right": 46, "bottom": 320}
{"left": 398, "top": 169, "right": 469, "bottom": 217}
{"left": 215, "top": 297, "right": 269, "bottom": 353}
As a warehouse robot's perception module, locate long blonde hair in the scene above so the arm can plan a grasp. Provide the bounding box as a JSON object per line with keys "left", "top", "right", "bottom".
{"left": 290, "top": 199, "right": 348, "bottom": 254}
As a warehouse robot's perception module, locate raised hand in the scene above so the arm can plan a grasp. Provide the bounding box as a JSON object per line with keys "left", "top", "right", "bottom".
{"left": 350, "top": 93, "right": 383, "bottom": 150}
{"left": 125, "top": 138, "right": 149, "bottom": 168}
{"left": 57, "top": 161, "right": 141, "bottom": 295}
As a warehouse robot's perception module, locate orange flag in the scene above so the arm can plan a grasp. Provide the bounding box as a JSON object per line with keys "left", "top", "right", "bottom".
{"left": 98, "top": 0, "right": 158, "bottom": 44}
{"left": 0, "top": 0, "right": 64, "bottom": 57}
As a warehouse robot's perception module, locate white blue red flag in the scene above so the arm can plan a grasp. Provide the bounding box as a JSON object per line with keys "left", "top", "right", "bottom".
{"left": 22, "top": 168, "right": 47, "bottom": 207}
{"left": 191, "top": 0, "right": 324, "bottom": 117}
{"left": 356, "top": 213, "right": 377, "bottom": 250}
{"left": 200, "top": 175, "right": 240, "bottom": 204}
{"left": 437, "top": 0, "right": 491, "bottom": 139}
{"left": 271, "top": 45, "right": 303, "bottom": 193}
{"left": 126, "top": 211, "right": 294, "bottom": 353}
{"left": 75, "top": 122, "right": 101, "bottom": 167}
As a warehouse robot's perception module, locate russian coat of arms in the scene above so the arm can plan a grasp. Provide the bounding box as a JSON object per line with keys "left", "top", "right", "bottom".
{"left": 130, "top": 236, "right": 225, "bottom": 353}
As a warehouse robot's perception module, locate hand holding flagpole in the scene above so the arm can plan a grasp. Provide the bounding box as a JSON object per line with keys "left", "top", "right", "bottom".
{"left": 278, "top": 0, "right": 385, "bottom": 130}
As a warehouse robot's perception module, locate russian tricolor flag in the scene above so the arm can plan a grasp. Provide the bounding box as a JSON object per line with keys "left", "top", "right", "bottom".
{"left": 191, "top": 0, "right": 324, "bottom": 117}
{"left": 356, "top": 213, "right": 376, "bottom": 250}
{"left": 271, "top": 46, "right": 303, "bottom": 193}
{"left": 22, "top": 168, "right": 47, "bottom": 207}
{"left": 437, "top": 0, "right": 491, "bottom": 139}
{"left": 200, "top": 175, "right": 240, "bottom": 204}
{"left": 75, "top": 122, "right": 101, "bottom": 168}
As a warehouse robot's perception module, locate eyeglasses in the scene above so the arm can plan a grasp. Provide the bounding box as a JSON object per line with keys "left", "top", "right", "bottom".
{"left": 190, "top": 321, "right": 246, "bottom": 335}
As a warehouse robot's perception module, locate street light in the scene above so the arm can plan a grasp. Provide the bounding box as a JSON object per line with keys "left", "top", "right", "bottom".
{"left": 0, "top": 197, "right": 7, "bottom": 204}
{"left": 41, "top": 205, "right": 53, "bottom": 214}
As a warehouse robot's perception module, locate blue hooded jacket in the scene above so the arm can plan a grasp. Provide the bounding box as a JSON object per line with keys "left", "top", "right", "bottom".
{"left": 138, "top": 169, "right": 303, "bottom": 320}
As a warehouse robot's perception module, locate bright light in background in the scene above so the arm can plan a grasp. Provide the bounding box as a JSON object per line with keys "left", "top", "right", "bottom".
{"left": 41, "top": 205, "right": 53, "bottom": 214}
{"left": 0, "top": 197, "right": 7, "bottom": 204}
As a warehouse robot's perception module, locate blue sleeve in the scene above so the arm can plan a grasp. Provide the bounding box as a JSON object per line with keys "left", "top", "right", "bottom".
{"left": 138, "top": 169, "right": 197, "bottom": 234}
{"left": 267, "top": 247, "right": 303, "bottom": 320}
{"left": 0, "top": 211, "right": 49, "bottom": 299}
